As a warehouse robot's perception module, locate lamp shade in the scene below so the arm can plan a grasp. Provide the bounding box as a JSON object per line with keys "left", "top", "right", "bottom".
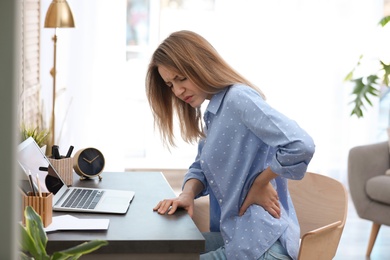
{"left": 44, "top": 0, "right": 75, "bottom": 28}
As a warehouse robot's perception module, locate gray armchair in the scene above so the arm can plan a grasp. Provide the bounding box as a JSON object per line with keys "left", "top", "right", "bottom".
{"left": 348, "top": 141, "right": 390, "bottom": 257}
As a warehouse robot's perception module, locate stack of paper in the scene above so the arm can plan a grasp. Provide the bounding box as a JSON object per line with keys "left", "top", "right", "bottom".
{"left": 44, "top": 215, "right": 110, "bottom": 232}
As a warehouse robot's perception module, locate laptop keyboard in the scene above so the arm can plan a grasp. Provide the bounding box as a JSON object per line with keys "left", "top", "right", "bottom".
{"left": 61, "top": 188, "right": 105, "bottom": 209}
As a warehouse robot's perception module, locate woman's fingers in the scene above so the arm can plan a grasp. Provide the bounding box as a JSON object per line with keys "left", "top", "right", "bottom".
{"left": 153, "top": 200, "right": 163, "bottom": 211}
{"left": 239, "top": 197, "right": 250, "bottom": 216}
{"left": 266, "top": 200, "right": 281, "bottom": 218}
{"left": 153, "top": 194, "right": 194, "bottom": 217}
{"left": 153, "top": 199, "right": 175, "bottom": 214}
{"left": 167, "top": 202, "right": 178, "bottom": 215}
{"left": 239, "top": 184, "right": 281, "bottom": 218}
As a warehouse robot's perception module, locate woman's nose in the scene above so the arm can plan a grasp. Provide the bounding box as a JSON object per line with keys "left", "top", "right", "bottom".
{"left": 172, "top": 83, "right": 184, "bottom": 96}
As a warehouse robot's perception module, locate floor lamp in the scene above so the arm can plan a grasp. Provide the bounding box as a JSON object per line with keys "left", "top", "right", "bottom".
{"left": 44, "top": 0, "right": 75, "bottom": 146}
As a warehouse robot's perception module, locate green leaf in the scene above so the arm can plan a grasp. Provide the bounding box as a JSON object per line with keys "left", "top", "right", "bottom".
{"left": 19, "top": 206, "right": 50, "bottom": 259}
{"left": 19, "top": 224, "right": 39, "bottom": 257}
{"left": 25, "top": 206, "right": 48, "bottom": 247}
{"left": 344, "top": 55, "right": 364, "bottom": 82}
{"left": 349, "top": 75, "right": 380, "bottom": 118}
{"left": 19, "top": 206, "right": 108, "bottom": 260}
{"left": 20, "top": 124, "right": 49, "bottom": 147}
{"left": 350, "top": 104, "right": 363, "bottom": 118}
{"left": 380, "top": 60, "right": 390, "bottom": 86}
{"left": 51, "top": 240, "right": 108, "bottom": 260}
{"left": 379, "top": 15, "right": 390, "bottom": 27}
{"left": 345, "top": 17, "right": 389, "bottom": 118}
{"left": 19, "top": 251, "right": 32, "bottom": 260}
{"left": 344, "top": 71, "right": 354, "bottom": 82}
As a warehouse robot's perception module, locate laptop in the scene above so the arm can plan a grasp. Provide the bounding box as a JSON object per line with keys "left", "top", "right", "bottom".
{"left": 17, "top": 137, "right": 135, "bottom": 214}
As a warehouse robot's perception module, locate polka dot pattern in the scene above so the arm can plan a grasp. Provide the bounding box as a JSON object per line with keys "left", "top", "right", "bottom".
{"left": 184, "top": 84, "right": 315, "bottom": 259}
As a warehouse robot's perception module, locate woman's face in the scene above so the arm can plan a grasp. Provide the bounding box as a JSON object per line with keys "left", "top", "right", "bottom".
{"left": 158, "top": 65, "right": 210, "bottom": 108}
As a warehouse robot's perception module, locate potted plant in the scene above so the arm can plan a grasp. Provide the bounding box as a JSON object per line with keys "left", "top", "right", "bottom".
{"left": 19, "top": 206, "right": 108, "bottom": 260}
{"left": 344, "top": 16, "right": 390, "bottom": 118}
{"left": 20, "top": 124, "right": 50, "bottom": 154}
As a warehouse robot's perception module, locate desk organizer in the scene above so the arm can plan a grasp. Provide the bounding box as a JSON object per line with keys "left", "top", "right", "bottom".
{"left": 48, "top": 157, "right": 73, "bottom": 185}
{"left": 22, "top": 192, "right": 53, "bottom": 227}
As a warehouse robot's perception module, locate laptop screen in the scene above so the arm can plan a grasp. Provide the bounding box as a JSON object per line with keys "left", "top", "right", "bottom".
{"left": 18, "top": 137, "right": 65, "bottom": 195}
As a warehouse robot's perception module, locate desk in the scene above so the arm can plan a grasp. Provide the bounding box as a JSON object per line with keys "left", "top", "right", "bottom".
{"left": 46, "top": 172, "right": 205, "bottom": 259}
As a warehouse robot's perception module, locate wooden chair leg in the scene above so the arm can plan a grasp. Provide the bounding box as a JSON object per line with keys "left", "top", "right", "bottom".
{"left": 366, "top": 222, "right": 381, "bottom": 257}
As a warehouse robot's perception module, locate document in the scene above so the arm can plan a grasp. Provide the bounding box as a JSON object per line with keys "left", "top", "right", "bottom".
{"left": 44, "top": 215, "right": 110, "bottom": 232}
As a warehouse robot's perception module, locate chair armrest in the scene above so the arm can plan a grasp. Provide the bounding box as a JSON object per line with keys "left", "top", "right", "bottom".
{"left": 348, "top": 141, "right": 389, "bottom": 213}
{"left": 348, "top": 141, "right": 389, "bottom": 183}
{"left": 298, "top": 221, "right": 343, "bottom": 260}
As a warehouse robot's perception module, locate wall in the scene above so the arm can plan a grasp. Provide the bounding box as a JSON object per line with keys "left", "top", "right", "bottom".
{"left": 40, "top": 0, "right": 385, "bottom": 182}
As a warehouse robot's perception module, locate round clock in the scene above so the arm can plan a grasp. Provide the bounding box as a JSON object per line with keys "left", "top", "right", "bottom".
{"left": 73, "top": 148, "right": 105, "bottom": 180}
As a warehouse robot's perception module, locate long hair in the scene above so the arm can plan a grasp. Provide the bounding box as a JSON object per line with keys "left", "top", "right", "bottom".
{"left": 145, "top": 30, "right": 265, "bottom": 147}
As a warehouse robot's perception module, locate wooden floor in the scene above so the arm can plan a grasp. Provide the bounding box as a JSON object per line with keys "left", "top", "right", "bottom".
{"left": 334, "top": 196, "right": 390, "bottom": 260}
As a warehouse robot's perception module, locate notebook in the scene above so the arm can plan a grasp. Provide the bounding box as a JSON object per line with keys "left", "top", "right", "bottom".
{"left": 17, "top": 137, "right": 135, "bottom": 214}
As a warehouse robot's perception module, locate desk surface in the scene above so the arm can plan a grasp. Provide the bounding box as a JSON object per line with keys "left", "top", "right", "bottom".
{"left": 46, "top": 171, "right": 205, "bottom": 258}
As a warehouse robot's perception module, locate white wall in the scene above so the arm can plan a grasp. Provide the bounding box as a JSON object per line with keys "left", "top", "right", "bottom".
{"left": 40, "top": 0, "right": 385, "bottom": 183}
{"left": 41, "top": 0, "right": 128, "bottom": 171}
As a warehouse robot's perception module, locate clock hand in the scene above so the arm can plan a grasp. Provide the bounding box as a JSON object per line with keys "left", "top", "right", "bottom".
{"left": 83, "top": 157, "right": 92, "bottom": 163}
{"left": 89, "top": 155, "right": 100, "bottom": 163}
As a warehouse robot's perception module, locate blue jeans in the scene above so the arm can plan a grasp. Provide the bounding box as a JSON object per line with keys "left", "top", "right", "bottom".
{"left": 200, "top": 232, "right": 292, "bottom": 260}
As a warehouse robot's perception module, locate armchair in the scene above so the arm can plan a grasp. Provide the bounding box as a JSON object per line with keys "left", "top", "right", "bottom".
{"left": 348, "top": 141, "right": 390, "bottom": 256}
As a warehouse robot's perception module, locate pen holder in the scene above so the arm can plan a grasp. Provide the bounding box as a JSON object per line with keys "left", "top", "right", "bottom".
{"left": 48, "top": 157, "right": 73, "bottom": 185}
{"left": 22, "top": 192, "right": 53, "bottom": 227}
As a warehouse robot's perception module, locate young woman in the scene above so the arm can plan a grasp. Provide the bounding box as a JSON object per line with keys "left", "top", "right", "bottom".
{"left": 146, "top": 30, "right": 315, "bottom": 260}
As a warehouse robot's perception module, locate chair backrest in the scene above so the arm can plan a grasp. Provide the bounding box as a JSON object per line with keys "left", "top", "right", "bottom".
{"left": 288, "top": 172, "right": 348, "bottom": 260}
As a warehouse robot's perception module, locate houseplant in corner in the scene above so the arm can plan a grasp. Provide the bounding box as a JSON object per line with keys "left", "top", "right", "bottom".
{"left": 19, "top": 206, "right": 108, "bottom": 259}
{"left": 344, "top": 15, "right": 390, "bottom": 118}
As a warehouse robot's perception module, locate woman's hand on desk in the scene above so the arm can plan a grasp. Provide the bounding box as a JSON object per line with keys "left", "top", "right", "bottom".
{"left": 153, "top": 193, "right": 195, "bottom": 217}
{"left": 154, "top": 179, "right": 203, "bottom": 217}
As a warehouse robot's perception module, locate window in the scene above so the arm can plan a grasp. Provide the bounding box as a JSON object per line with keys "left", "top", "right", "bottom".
{"left": 126, "top": 0, "right": 150, "bottom": 59}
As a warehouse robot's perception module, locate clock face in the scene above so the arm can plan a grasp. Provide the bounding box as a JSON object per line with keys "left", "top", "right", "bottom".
{"left": 75, "top": 148, "right": 105, "bottom": 176}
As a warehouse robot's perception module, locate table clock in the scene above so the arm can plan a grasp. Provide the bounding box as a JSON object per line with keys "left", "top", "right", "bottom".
{"left": 73, "top": 147, "right": 105, "bottom": 180}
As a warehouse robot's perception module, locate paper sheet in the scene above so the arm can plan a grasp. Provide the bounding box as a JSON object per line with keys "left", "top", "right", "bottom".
{"left": 44, "top": 215, "right": 110, "bottom": 232}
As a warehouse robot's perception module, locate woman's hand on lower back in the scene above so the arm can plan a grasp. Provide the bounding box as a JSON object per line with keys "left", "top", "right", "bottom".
{"left": 239, "top": 168, "right": 280, "bottom": 218}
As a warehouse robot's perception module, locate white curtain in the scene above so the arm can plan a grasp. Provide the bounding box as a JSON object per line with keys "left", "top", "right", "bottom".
{"left": 40, "top": 0, "right": 385, "bottom": 184}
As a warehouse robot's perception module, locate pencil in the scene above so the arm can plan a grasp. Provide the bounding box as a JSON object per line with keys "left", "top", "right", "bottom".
{"left": 36, "top": 174, "right": 42, "bottom": 197}
{"left": 28, "top": 170, "right": 36, "bottom": 196}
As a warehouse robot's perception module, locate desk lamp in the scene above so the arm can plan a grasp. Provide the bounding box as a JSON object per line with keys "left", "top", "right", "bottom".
{"left": 44, "top": 0, "right": 75, "bottom": 146}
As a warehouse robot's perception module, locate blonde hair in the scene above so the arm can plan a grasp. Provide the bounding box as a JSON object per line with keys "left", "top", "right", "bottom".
{"left": 145, "top": 30, "right": 265, "bottom": 147}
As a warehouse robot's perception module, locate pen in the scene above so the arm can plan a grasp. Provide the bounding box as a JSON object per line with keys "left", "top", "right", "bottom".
{"left": 52, "top": 145, "right": 61, "bottom": 159}
{"left": 36, "top": 174, "right": 42, "bottom": 197}
{"left": 65, "top": 145, "right": 74, "bottom": 158}
{"left": 28, "top": 170, "right": 36, "bottom": 196}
